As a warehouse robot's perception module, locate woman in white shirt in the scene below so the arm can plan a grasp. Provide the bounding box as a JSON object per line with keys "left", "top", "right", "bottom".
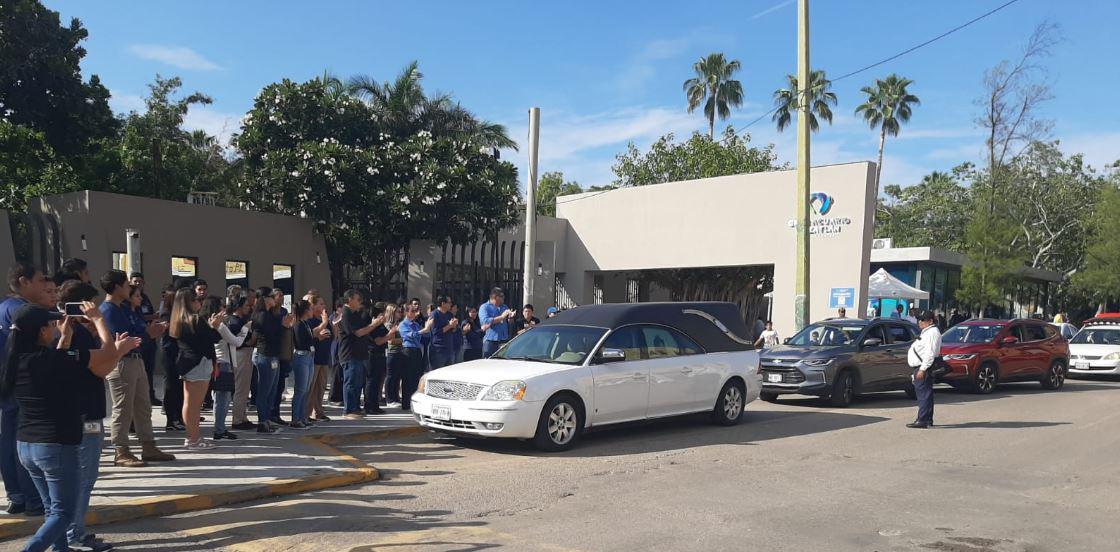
{"left": 206, "top": 297, "right": 250, "bottom": 440}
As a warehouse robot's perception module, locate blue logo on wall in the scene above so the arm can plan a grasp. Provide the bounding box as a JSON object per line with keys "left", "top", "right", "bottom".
{"left": 810, "top": 192, "right": 834, "bottom": 215}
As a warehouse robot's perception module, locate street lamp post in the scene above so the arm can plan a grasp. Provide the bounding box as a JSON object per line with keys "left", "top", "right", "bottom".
{"left": 794, "top": 0, "right": 811, "bottom": 331}
{"left": 523, "top": 107, "right": 540, "bottom": 308}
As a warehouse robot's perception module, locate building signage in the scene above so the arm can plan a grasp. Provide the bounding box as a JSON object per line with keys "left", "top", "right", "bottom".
{"left": 787, "top": 192, "right": 852, "bottom": 236}
{"left": 829, "top": 287, "right": 856, "bottom": 309}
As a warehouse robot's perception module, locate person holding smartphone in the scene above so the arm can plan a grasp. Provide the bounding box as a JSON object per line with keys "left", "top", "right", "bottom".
{"left": 0, "top": 303, "right": 138, "bottom": 552}
{"left": 478, "top": 288, "right": 515, "bottom": 358}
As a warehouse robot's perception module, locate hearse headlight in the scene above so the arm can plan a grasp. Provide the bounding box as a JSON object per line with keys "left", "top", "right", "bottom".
{"left": 417, "top": 374, "right": 427, "bottom": 394}
{"left": 1102, "top": 352, "right": 1120, "bottom": 361}
{"left": 482, "top": 380, "right": 527, "bottom": 401}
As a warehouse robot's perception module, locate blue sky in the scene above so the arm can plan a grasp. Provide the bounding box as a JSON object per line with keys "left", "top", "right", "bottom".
{"left": 46, "top": 0, "right": 1120, "bottom": 191}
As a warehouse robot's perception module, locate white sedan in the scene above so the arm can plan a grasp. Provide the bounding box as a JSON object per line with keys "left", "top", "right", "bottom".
{"left": 1069, "top": 320, "right": 1120, "bottom": 376}
{"left": 411, "top": 302, "right": 761, "bottom": 451}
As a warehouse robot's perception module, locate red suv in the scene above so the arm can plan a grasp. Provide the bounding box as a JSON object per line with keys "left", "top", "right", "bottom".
{"left": 939, "top": 319, "right": 1069, "bottom": 394}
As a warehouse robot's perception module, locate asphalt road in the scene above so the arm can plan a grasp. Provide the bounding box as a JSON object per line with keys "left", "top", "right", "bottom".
{"left": 5, "top": 377, "right": 1120, "bottom": 552}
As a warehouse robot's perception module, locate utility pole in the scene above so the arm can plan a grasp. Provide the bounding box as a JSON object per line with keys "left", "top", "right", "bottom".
{"left": 522, "top": 107, "right": 540, "bottom": 308}
{"left": 794, "top": 0, "right": 811, "bottom": 330}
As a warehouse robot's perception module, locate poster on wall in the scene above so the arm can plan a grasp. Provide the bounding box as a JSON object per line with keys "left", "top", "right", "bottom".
{"left": 225, "top": 261, "right": 247, "bottom": 280}
{"left": 829, "top": 287, "right": 855, "bottom": 309}
{"left": 171, "top": 256, "right": 197, "bottom": 278}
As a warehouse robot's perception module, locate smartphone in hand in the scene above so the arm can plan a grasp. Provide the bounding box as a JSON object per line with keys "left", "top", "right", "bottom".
{"left": 64, "top": 302, "right": 86, "bottom": 318}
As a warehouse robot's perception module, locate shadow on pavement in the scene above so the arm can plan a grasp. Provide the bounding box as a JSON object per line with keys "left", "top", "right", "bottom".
{"left": 433, "top": 408, "right": 890, "bottom": 458}
{"left": 100, "top": 489, "right": 484, "bottom": 552}
{"left": 777, "top": 378, "right": 1120, "bottom": 410}
{"left": 933, "top": 421, "right": 1070, "bottom": 429}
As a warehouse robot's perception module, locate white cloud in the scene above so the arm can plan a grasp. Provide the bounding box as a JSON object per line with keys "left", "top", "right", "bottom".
{"left": 1058, "top": 132, "right": 1120, "bottom": 171}
{"left": 127, "top": 44, "right": 222, "bottom": 71}
{"left": 505, "top": 106, "right": 702, "bottom": 190}
{"left": 894, "top": 127, "right": 977, "bottom": 140}
{"left": 183, "top": 106, "right": 241, "bottom": 146}
{"left": 108, "top": 91, "right": 145, "bottom": 114}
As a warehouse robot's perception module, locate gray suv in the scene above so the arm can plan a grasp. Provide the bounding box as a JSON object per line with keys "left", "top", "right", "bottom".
{"left": 758, "top": 318, "right": 920, "bottom": 407}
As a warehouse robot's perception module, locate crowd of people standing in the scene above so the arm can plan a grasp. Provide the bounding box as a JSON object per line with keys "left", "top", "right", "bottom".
{"left": 0, "top": 258, "right": 550, "bottom": 552}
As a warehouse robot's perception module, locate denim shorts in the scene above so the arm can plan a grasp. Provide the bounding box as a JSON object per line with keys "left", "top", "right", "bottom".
{"left": 180, "top": 358, "right": 213, "bottom": 382}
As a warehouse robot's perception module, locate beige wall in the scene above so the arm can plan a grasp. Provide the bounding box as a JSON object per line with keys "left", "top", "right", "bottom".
{"left": 555, "top": 162, "right": 877, "bottom": 336}
{"left": 29, "top": 191, "right": 332, "bottom": 299}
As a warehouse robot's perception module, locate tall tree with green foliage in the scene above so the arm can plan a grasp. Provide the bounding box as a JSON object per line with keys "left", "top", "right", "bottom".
{"left": 612, "top": 127, "right": 781, "bottom": 188}
{"left": 107, "top": 75, "right": 238, "bottom": 201}
{"left": 772, "top": 69, "right": 837, "bottom": 133}
{"left": 876, "top": 169, "right": 970, "bottom": 252}
{"left": 1074, "top": 170, "right": 1120, "bottom": 311}
{"left": 855, "top": 74, "right": 920, "bottom": 200}
{"left": 683, "top": 53, "right": 744, "bottom": 140}
{"left": 0, "top": 120, "right": 79, "bottom": 212}
{"left": 0, "top": 0, "right": 117, "bottom": 157}
{"left": 536, "top": 172, "right": 582, "bottom": 217}
{"left": 348, "top": 61, "right": 517, "bottom": 151}
{"left": 235, "top": 74, "right": 521, "bottom": 295}
{"left": 959, "top": 23, "right": 1058, "bottom": 316}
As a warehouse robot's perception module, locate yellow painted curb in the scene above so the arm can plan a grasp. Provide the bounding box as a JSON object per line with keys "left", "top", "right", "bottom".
{"left": 0, "top": 425, "right": 429, "bottom": 541}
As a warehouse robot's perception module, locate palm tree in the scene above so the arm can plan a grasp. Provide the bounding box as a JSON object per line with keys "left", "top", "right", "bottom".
{"left": 683, "top": 53, "right": 745, "bottom": 140}
{"left": 855, "top": 74, "right": 920, "bottom": 199}
{"left": 771, "top": 69, "right": 837, "bottom": 133}
{"left": 348, "top": 61, "right": 517, "bottom": 150}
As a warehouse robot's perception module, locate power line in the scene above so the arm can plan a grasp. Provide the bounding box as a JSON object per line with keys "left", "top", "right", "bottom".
{"left": 555, "top": 0, "right": 1022, "bottom": 205}
{"left": 721, "top": 0, "right": 1022, "bottom": 142}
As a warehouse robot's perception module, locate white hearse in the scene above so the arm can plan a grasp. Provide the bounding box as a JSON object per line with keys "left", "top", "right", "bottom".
{"left": 411, "top": 302, "right": 761, "bottom": 451}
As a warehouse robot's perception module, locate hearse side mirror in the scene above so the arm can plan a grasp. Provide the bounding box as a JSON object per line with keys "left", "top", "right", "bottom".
{"left": 1000, "top": 336, "right": 1018, "bottom": 346}
{"left": 783, "top": 337, "right": 791, "bottom": 345}
{"left": 862, "top": 337, "right": 882, "bottom": 348}
{"left": 598, "top": 348, "right": 627, "bottom": 364}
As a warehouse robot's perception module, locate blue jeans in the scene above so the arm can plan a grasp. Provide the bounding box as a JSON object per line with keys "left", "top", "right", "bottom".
{"left": 17, "top": 441, "right": 79, "bottom": 552}
{"left": 914, "top": 370, "right": 935, "bottom": 424}
{"left": 291, "top": 352, "right": 313, "bottom": 423}
{"left": 482, "top": 340, "right": 506, "bottom": 358}
{"left": 214, "top": 391, "right": 232, "bottom": 434}
{"left": 342, "top": 360, "right": 366, "bottom": 414}
{"left": 254, "top": 355, "right": 280, "bottom": 424}
{"left": 428, "top": 347, "right": 455, "bottom": 370}
{"left": 68, "top": 428, "right": 102, "bottom": 545}
{"left": 1, "top": 398, "right": 40, "bottom": 510}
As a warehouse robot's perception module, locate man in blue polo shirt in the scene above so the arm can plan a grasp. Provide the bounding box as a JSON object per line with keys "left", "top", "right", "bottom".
{"left": 427, "top": 296, "right": 459, "bottom": 369}
{"left": 0, "top": 262, "right": 48, "bottom": 515}
{"left": 99, "top": 270, "right": 174, "bottom": 467}
{"left": 479, "top": 288, "right": 516, "bottom": 358}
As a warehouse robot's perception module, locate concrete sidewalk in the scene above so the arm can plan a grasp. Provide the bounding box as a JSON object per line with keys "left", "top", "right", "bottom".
{"left": 0, "top": 392, "right": 428, "bottom": 541}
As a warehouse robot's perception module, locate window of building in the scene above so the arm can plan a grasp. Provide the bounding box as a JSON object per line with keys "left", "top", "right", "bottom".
{"left": 112, "top": 251, "right": 129, "bottom": 273}
{"left": 273, "top": 264, "right": 294, "bottom": 310}
{"left": 226, "top": 260, "right": 249, "bottom": 291}
{"left": 171, "top": 256, "right": 198, "bottom": 280}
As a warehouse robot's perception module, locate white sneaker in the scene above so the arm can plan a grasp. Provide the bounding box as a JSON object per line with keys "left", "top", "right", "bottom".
{"left": 387, "top": 402, "right": 402, "bottom": 408}
{"left": 185, "top": 439, "right": 217, "bottom": 450}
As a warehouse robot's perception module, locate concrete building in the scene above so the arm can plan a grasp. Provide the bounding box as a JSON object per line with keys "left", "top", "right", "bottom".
{"left": 870, "top": 244, "right": 1061, "bottom": 318}
{"left": 6, "top": 191, "right": 331, "bottom": 303}
{"left": 407, "top": 162, "right": 878, "bottom": 335}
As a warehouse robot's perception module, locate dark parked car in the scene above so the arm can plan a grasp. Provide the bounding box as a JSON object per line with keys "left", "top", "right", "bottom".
{"left": 940, "top": 318, "right": 1069, "bottom": 394}
{"left": 758, "top": 318, "right": 920, "bottom": 407}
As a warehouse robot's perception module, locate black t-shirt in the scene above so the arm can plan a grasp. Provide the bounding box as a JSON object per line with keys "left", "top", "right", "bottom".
{"left": 512, "top": 316, "right": 541, "bottom": 334}
{"left": 369, "top": 324, "right": 389, "bottom": 357}
{"left": 14, "top": 347, "right": 89, "bottom": 445}
{"left": 70, "top": 324, "right": 106, "bottom": 420}
{"left": 294, "top": 319, "right": 314, "bottom": 352}
{"left": 310, "top": 317, "right": 332, "bottom": 365}
{"left": 337, "top": 307, "right": 370, "bottom": 362}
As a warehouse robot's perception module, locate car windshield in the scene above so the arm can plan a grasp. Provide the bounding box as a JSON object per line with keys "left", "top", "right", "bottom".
{"left": 787, "top": 323, "right": 864, "bottom": 346}
{"left": 1071, "top": 327, "right": 1120, "bottom": 345}
{"left": 492, "top": 325, "right": 608, "bottom": 365}
{"left": 943, "top": 324, "right": 1004, "bottom": 344}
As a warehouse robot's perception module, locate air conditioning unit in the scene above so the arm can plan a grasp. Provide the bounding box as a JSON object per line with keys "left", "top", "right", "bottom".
{"left": 872, "top": 238, "right": 892, "bottom": 250}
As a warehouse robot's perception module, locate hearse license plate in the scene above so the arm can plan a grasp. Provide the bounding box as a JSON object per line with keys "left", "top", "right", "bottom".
{"left": 767, "top": 373, "right": 783, "bottom": 383}
{"left": 1075, "top": 361, "right": 1089, "bottom": 370}
{"left": 431, "top": 405, "right": 451, "bottom": 421}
